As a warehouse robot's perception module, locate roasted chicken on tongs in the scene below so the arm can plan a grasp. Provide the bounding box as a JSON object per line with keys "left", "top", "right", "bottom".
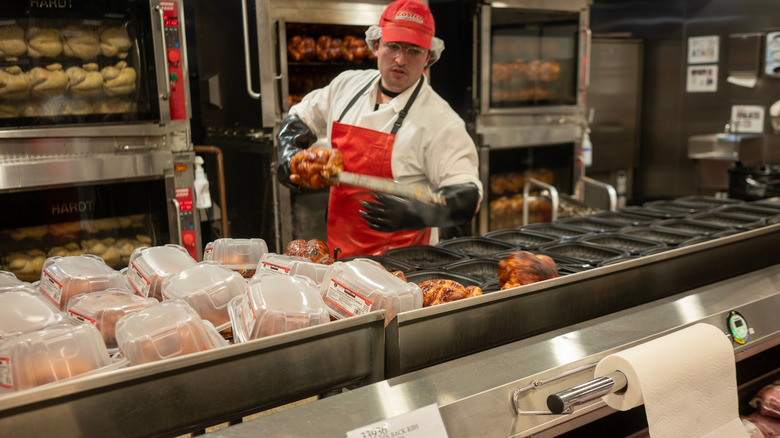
{"left": 289, "top": 147, "right": 344, "bottom": 189}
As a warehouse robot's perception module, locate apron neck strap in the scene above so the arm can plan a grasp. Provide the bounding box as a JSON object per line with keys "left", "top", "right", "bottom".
{"left": 337, "top": 74, "right": 426, "bottom": 136}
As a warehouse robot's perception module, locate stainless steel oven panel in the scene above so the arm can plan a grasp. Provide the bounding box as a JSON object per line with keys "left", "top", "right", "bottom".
{"left": 0, "top": 149, "right": 172, "bottom": 192}
{"left": 270, "top": 0, "right": 389, "bottom": 25}
{"left": 150, "top": 0, "right": 193, "bottom": 127}
{"left": 478, "top": 114, "right": 582, "bottom": 149}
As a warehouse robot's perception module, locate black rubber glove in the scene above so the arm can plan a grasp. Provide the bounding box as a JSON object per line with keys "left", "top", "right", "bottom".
{"left": 359, "top": 183, "right": 480, "bottom": 232}
{"left": 276, "top": 115, "right": 317, "bottom": 190}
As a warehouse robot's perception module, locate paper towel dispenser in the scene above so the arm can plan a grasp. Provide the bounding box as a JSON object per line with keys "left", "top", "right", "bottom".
{"left": 729, "top": 33, "right": 763, "bottom": 77}
{"left": 765, "top": 32, "right": 780, "bottom": 77}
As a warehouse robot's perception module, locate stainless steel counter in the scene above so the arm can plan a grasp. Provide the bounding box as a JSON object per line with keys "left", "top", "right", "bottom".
{"left": 211, "top": 263, "right": 780, "bottom": 438}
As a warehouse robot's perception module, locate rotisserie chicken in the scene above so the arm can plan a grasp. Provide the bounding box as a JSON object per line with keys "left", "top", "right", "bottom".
{"left": 66, "top": 63, "right": 103, "bottom": 97}
{"left": 26, "top": 27, "right": 62, "bottom": 58}
{"left": 62, "top": 26, "right": 101, "bottom": 60}
{"left": 101, "top": 61, "right": 136, "bottom": 96}
{"left": 29, "top": 63, "right": 68, "bottom": 98}
{"left": 418, "top": 279, "right": 482, "bottom": 307}
{"left": 99, "top": 27, "right": 132, "bottom": 58}
{"left": 0, "top": 25, "right": 27, "bottom": 59}
{"left": 284, "top": 239, "right": 334, "bottom": 264}
{"left": 0, "top": 66, "right": 29, "bottom": 100}
{"left": 289, "top": 147, "right": 344, "bottom": 189}
{"left": 498, "top": 250, "right": 558, "bottom": 290}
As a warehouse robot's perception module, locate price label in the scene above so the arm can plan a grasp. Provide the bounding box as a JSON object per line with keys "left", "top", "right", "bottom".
{"left": 346, "top": 404, "right": 449, "bottom": 438}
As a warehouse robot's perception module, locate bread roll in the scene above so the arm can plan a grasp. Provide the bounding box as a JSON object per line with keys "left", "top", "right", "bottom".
{"left": 99, "top": 27, "right": 131, "bottom": 58}
{"left": 0, "top": 25, "right": 26, "bottom": 59}
{"left": 62, "top": 26, "right": 100, "bottom": 60}
{"left": 26, "top": 27, "right": 62, "bottom": 58}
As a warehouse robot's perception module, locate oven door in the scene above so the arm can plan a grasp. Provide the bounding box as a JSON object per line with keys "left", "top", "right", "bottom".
{"left": 0, "top": 0, "right": 190, "bottom": 136}
{"left": 479, "top": 0, "right": 590, "bottom": 115}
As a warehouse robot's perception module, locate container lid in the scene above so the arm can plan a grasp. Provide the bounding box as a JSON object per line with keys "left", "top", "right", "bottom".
{"left": 436, "top": 236, "right": 516, "bottom": 258}
{"left": 0, "top": 288, "right": 65, "bottom": 340}
{"left": 0, "top": 271, "right": 26, "bottom": 289}
{"left": 482, "top": 228, "right": 560, "bottom": 250}
{"left": 161, "top": 262, "right": 246, "bottom": 304}
{"left": 126, "top": 245, "right": 196, "bottom": 299}
{"left": 255, "top": 253, "right": 310, "bottom": 276}
{"left": 335, "top": 255, "right": 415, "bottom": 273}
{"left": 320, "top": 259, "right": 422, "bottom": 322}
{"left": 231, "top": 273, "right": 329, "bottom": 342}
{"left": 67, "top": 289, "right": 156, "bottom": 322}
{"left": 39, "top": 254, "right": 126, "bottom": 309}
{"left": 288, "top": 260, "right": 332, "bottom": 284}
{"left": 382, "top": 245, "right": 468, "bottom": 269}
{"left": 203, "top": 238, "right": 269, "bottom": 268}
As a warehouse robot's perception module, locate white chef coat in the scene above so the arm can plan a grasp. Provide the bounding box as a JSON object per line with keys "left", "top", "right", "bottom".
{"left": 288, "top": 69, "right": 484, "bottom": 201}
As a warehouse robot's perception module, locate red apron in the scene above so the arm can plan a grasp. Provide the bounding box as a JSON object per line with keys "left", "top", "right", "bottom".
{"left": 327, "top": 76, "right": 429, "bottom": 258}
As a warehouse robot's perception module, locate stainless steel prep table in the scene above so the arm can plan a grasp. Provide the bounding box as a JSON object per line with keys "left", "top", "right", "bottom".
{"left": 209, "top": 262, "right": 780, "bottom": 437}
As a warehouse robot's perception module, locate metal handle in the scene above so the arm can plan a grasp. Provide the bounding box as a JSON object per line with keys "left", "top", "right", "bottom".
{"left": 576, "top": 176, "right": 618, "bottom": 212}
{"left": 171, "top": 198, "right": 183, "bottom": 245}
{"left": 116, "top": 144, "right": 158, "bottom": 151}
{"left": 155, "top": 5, "right": 171, "bottom": 101}
{"left": 547, "top": 370, "right": 627, "bottom": 414}
{"left": 241, "top": 0, "right": 261, "bottom": 99}
{"left": 512, "top": 362, "right": 597, "bottom": 415}
{"left": 522, "top": 178, "right": 559, "bottom": 225}
{"left": 581, "top": 27, "right": 592, "bottom": 91}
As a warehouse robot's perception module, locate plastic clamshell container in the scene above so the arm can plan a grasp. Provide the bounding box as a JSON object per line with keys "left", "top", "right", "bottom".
{"left": 538, "top": 241, "right": 629, "bottom": 266}
{"left": 203, "top": 238, "right": 269, "bottom": 279}
{"left": 126, "top": 245, "right": 196, "bottom": 300}
{"left": 229, "top": 273, "right": 330, "bottom": 343}
{"left": 66, "top": 289, "right": 158, "bottom": 349}
{"left": 336, "top": 255, "right": 415, "bottom": 273}
{"left": 160, "top": 262, "right": 247, "bottom": 329}
{"left": 0, "top": 322, "right": 112, "bottom": 392}
{"left": 0, "top": 288, "right": 65, "bottom": 340}
{"left": 320, "top": 259, "right": 422, "bottom": 324}
{"left": 39, "top": 254, "right": 127, "bottom": 310}
{"left": 382, "top": 245, "right": 468, "bottom": 270}
{"left": 255, "top": 253, "right": 310, "bottom": 276}
{"left": 0, "top": 270, "right": 27, "bottom": 290}
{"left": 482, "top": 228, "right": 560, "bottom": 250}
{"left": 287, "top": 260, "right": 332, "bottom": 284}
{"left": 436, "top": 236, "right": 516, "bottom": 258}
{"left": 115, "top": 300, "right": 227, "bottom": 366}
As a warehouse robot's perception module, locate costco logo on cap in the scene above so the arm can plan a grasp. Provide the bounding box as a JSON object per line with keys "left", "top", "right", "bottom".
{"left": 396, "top": 11, "right": 424, "bottom": 24}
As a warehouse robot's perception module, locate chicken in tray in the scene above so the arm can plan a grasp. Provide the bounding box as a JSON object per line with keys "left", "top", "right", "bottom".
{"left": 498, "top": 250, "right": 559, "bottom": 290}
{"left": 418, "top": 279, "right": 482, "bottom": 307}
{"left": 284, "top": 238, "right": 335, "bottom": 265}
{"left": 289, "top": 147, "right": 344, "bottom": 189}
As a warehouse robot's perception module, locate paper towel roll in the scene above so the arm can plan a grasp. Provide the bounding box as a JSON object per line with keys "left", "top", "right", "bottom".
{"left": 594, "top": 323, "right": 748, "bottom": 438}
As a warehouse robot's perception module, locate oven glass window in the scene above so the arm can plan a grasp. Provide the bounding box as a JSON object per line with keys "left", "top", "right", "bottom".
{"left": 0, "top": 0, "right": 158, "bottom": 127}
{"left": 489, "top": 9, "right": 578, "bottom": 108}
{"left": 0, "top": 180, "right": 169, "bottom": 282}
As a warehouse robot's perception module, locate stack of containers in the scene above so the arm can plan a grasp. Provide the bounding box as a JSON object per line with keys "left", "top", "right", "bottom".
{"left": 125, "top": 244, "right": 196, "bottom": 300}
{"left": 203, "top": 238, "right": 269, "bottom": 279}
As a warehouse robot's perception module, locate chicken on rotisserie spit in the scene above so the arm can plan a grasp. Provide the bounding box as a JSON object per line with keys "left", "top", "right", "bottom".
{"left": 498, "top": 250, "right": 558, "bottom": 290}
{"left": 418, "top": 279, "right": 482, "bottom": 307}
{"left": 289, "top": 147, "right": 344, "bottom": 189}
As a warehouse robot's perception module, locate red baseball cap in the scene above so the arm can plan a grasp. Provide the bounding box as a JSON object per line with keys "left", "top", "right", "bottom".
{"left": 379, "top": 0, "right": 435, "bottom": 50}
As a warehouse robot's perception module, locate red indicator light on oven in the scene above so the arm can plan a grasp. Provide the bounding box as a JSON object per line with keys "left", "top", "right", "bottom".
{"left": 175, "top": 164, "right": 188, "bottom": 172}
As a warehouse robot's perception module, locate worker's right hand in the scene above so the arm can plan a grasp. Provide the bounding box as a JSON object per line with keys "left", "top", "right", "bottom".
{"left": 276, "top": 115, "right": 317, "bottom": 190}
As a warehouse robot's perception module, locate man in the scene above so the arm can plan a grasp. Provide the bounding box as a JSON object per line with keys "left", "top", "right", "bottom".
{"left": 277, "top": 0, "right": 482, "bottom": 257}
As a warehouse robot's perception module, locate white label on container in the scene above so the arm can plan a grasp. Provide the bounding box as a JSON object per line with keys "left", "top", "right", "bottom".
{"left": 258, "top": 261, "right": 290, "bottom": 274}
{"left": 39, "top": 270, "right": 64, "bottom": 307}
{"left": 0, "top": 357, "right": 13, "bottom": 389}
{"left": 127, "top": 262, "right": 151, "bottom": 298}
{"left": 346, "top": 404, "right": 449, "bottom": 438}
{"left": 203, "top": 247, "right": 213, "bottom": 260}
{"left": 324, "top": 279, "right": 372, "bottom": 317}
{"left": 69, "top": 310, "right": 96, "bottom": 324}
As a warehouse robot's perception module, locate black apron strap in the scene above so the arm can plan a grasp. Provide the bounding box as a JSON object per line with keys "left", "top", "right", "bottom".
{"left": 338, "top": 74, "right": 380, "bottom": 122}
{"left": 391, "top": 76, "right": 424, "bottom": 135}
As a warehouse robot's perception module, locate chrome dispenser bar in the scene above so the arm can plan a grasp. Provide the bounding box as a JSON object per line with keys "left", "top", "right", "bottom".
{"left": 546, "top": 370, "right": 628, "bottom": 415}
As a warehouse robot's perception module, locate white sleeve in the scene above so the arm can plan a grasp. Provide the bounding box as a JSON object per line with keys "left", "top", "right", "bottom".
{"left": 287, "top": 85, "right": 332, "bottom": 139}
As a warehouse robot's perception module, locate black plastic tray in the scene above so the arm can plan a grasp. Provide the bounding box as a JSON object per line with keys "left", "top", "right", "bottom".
{"left": 643, "top": 199, "right": 712, "bottom": 215}
{"left": 598, "top": 255, "right": 643, "bottom": 267}
{"left": 579, "top": 232, "right": 667, "bottom": 255}
{"left": 538, "top": 241, "right": 628, "bottom": 266}
{"left": 336, "top": 255, "right": 415, "bottom": 272}
{"left": 680, "top": 235, "right": 718, "bottom": 247}
{"left": 619, "top": 205, "right": 687, "bottom": 219}
{"left": 620, "top": 226, "right": 697, "bottom": 246}
{"left": 404, "top": 270, "right": 483, "bottom": 288}
{"left": 482, "top": 228, "right": 559, "bottom": 250}
{"left": 437, "top": 236, "right": 516, "bottom": 258}
{"left": 491, "top": 248, "right": 586, "bottom": 268}
{"left": 688, "top": 212, "right": 765, "bottom": 230}
{"left": 591, "top": 210, "right": 657, "bottom": 226}
{"left": 676, "top": 195, "right": 743, "bottom": 208}
{"left": 750, "top": 199, "right": 780, "bottom": 211}
{"left": 715, "top": 204, "right": 780, "bottom": 220}
{"left": 518, "top": 222, "right": 593, "bottom": 239}
{"left": 444, "top": 258, "right": 500, "bottom": 284}
{"left": 556, "top": 216, "right": 626, "bottom": 233}
{"left": 653, "top": 218, "right": 732, "bottom": 236}
{"left": 382, "top": 245, "right": 468, "bottom": 270}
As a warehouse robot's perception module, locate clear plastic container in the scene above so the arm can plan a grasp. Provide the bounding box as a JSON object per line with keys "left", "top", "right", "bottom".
{"left": 125, "top": 245, "right": 196, "bottom": 300}
{"left": 0, "top": 322, "right": 112, "bottom": 392}
{"left": 255, "top": 253, "right": 309, "bottom": 276}
{"left": 320, "top": 259, "right": 422, "bottom": 325}
{"left": 203, "top": 238, "right": 269, "bottom": 278}
{"left": 39, "top": 254, "right": 127, "bottom": 310}
{"left": 228, "top": 273, "right": 330, "bottom": 343}
{"left": 0, "top": 287, "right": 65, "bottom": 340}
{"left": 0, "top": 270, "right": 26, "bottom": 290}
{"left": 160, "top": 262, "right": 247, "bottom": 330}
{"left": 288, "top": 260, "right": 331, "bottom": 284}
{"left": 115, "top": 300, "right": 227, "bottom": 366}
{"left": 66, "top": 289, "right": 158, "bottom": 349}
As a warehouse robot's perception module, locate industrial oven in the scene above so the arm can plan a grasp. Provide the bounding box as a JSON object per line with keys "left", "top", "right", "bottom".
{"left": 0, "top": 0, "right": 200, "bottom": 281}
{"left": 431, "top": 0, "right": 592, "bottom": 233}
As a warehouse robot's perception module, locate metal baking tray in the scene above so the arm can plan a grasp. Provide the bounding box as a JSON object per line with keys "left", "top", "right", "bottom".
{"left": 436, "top": 236, "right": 516, "bottom": 258}
{"left": 382, "top": 245, "right": 468, "bottom": 270}
{"left": 579, "top": 232, "right": 668, "bottom": 255}
{"left": 481, "top": 228, "right": 560, "bottom": 250}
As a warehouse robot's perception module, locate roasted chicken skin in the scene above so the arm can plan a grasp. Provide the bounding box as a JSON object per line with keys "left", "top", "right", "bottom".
{"left": 284, "top": 238, "right": 334, "bottom": 264}
{"left": 418, "top": 279, "right": 482, "bottom": 307}
{"left": 289, "top": 147, "right": 344, "bottom": 189}
{"left": 498, "top": 250, "right": 558, "bottom": 290}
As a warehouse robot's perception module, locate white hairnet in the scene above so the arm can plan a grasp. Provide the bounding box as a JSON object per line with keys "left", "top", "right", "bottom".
{"left": 365, "top": 25, "right": 445, "bottom": 68}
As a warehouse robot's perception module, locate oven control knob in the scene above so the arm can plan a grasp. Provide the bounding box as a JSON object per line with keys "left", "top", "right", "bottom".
{"left": 167, "top": 49, "right": 180, "bottom": 64}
